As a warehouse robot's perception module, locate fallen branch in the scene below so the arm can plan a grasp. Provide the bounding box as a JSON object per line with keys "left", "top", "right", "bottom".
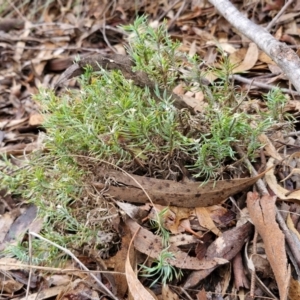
{"left": 209, "top": 0, "right": 300, "bottom": 93}
{"left": 231, "top": 74, "right": 300, "bottom": 96}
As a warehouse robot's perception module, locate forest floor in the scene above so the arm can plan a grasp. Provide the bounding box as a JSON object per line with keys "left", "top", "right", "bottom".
{"left": 1, "top": 1, "right": 300, "bottom": 299}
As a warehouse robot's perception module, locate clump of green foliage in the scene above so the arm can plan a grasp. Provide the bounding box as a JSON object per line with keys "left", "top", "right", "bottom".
{"left": 1, "top": 15, "right": 292, "bottom": 284}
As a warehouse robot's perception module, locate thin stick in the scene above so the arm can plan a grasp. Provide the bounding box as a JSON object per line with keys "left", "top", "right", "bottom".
{"left": 167, "top": 0, "right": 187, "bottom": 29}
{"left": 250, "top": 230, "right": 258, "bottom": 298}
{"left": 230, "top": 74, "right": 300, "bottom": 96}
{"left": 266, "top": 0, "right": 294, "bottom": 31}
{"left": 25, "top": 232, "right": 33, "bottom": 300}
{"left": 0, "top": 261, "right": 124, "bottom": 274}
{"left": 29, "top": 232, "right": 118, "bottom": 300}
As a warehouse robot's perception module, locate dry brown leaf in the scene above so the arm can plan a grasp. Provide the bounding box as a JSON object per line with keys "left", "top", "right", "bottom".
{"left": 0, "top": 275, "right": 23, "bottom": 293}
{"left": 247, "top": 192, "right": 290, "bottom": 300}
{"left": 206, "top": 205, "right": 233, "bottom": 226}
{"left": 177, "top": 7, "right": 202, "bottom": 22}
{"left": 169, "top": 233, "right": 199, "bottom": 247}
{"left": 287, "top": 151, "right": 300, "bottom": 163}
{"left": 287, "top": 213, "right": 300, "bottom": 240}
{"left": 125, "top": 225, "right": 157, "bottom": 300}
{"left": 289, "top": 277, "right": 300, "bottom": 300}
{"left": 14, "top": 21, "right": 31, "bottom": 61}
{"left": 94, "top": 168, "right": 267, "bottom": 208}
{"left": 173, "top": 83, "right": 185, "bottom": 95}
{"left": 196, "top": 288, "right": 207, "bottom": 300}
{"left": 192, "top": 27, "right": 214, "bottom": 42}
{"left": 184, "top": 222, "right": 253, "bottom": 288}
{"left": 218, "top": 42, "right": 236, "bottom": 54}
{"left": 259, "top": 51, "right": 275, "bottom": 64}
{"left": 189, "top": 40, "right": 197, "bottom": 57}
{"left": 173, "top": 83, "right": 206, "bottom": 112}
{"left": 0, "top": 205, "right": 37, "bottom": 250}
{"left": 126, "top": 218, "right": 225, "bottom": 270}
{"left": 286, "top": 100, "right": 300, "bottom": 112}
{"left": 0, "top": 257, "right": 25, "bottom": 271}
{"left": 233, "top": 252, "right": 250, "bottom": 290}
{"left": 232, "top": 43, "right": 259, "bottom": 73}
{"left": 46, "top": 274, "right": 71, "bottom": 286}
{"left": 19, "top": 286, "right": 66, "bottom": 300}
{"left": 148, "top": 205, "right": 198, "bottom": 236}
{"left": 182, "top": 94, "right": 206, "bottom": 112}
{"left": 0, "top": 117, "right": 28, "bottom": 129}
{"left": 266, "top": 158, "right": 300, "bottom": 202}
{"left": 285, "top": 20, "right": 299, "bottom": 36}
{"left": 195, "top": 207, "right": 221, "bottom": 236}
{"left": 29, "top": 114, "right": 44, "bottom": 126}
{"left": 229, "top": 48, "right": 247, "bottom": 66}
{"left": 162, "top": 284, "right": 179, "bottom": 300}
{"left": 0, "top": 208, "right": 22, "bottom": 244}
{"left": 105, "top": 221, "right": 133, "bottom": 298}
{"left": 258, "top": 133, "right": 282, "bottom": 160}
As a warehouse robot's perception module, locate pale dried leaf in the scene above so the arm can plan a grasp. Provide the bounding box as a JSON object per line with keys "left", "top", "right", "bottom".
{"left": 232, "top": 43, "right": 259, "bottom": 73}
{"left": 289, "top": 277, "right": 300, "bottom": 300}
{"left": 0, "top": 257, "right": 25, "bottom": 271}
{"left": 266, "top": 158, "right": 300, "bottom": 202}
{"left": 195, "top": 207, "right": 221, "bottom": 236}
{"left": 287, "top": 213, "right": 300, "bottom": 240}
{"left": 29, "top": 114, "right": 44, "bottom": 126}
{"left": 247, "top": 192, "right": 290, "bottom": 300}
{"left": 258, "top": 133, "right": 282, "bottom": 160}
{"left": 125, "top": 226, "right": 157, "bottom": 300}
{"left": 162, "top": 284, "right": 179, "bottom": 300}
{"left": 19, "top": 286, "right": 66, "bottom": 300}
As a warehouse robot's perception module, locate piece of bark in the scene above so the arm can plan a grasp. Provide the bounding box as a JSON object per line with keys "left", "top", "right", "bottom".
{"left": 233, "top": 252, "right": 250, "bottom": 290}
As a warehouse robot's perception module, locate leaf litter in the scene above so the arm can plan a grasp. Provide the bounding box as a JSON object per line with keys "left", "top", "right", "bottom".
{"left": 1, "top": 0, "right": 300, "bottom": 299}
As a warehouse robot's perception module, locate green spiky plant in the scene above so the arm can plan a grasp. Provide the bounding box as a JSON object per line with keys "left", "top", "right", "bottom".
{"left": 1, "top": 15, "right": 293, "bottom": 286}
{"left": 139, "top": 247, "right": 183, "bottom": 287}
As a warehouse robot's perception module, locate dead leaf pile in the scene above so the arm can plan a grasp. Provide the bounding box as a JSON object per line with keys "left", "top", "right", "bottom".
{"left": 2, "top": 0, "right": 300, "bottom": 299}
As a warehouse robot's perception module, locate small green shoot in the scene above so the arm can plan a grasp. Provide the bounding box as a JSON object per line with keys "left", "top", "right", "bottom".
{"left": 149, "top": 207, "right": 170, "bottom": 247}
{"left": 139, "top": 248, "right": 183, "bottom": 287}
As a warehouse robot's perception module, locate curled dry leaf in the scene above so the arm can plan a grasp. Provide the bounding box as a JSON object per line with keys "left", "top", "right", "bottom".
{"left": 125, "top": 225, "right": 157, "bottom": 300}
{"left": 19, "top": 286, "right": 66, "bottom": 300}
{"left": 287, "top": 213, "right": 300, "bottom": 240}
{"left": 258, "top": 133, "right": 282, "bottom": 161}
{"left": 266, "top": 158, "right": 300, "bottom": 202}
{"left": 147, "top": 205, "right": 202, "bottom": 237}
{"left": 196, "top": 288, "right": 207, "bottom": 300}
{"left": 184, "top": 222, "right": 253, "bottom": 288}
{"left": 247, "top": 192, "right": 290, "bottom": 300}
{"left": 162, "top": 284, "right": 179, "bottom": 300}
{"left": 195, "top": 207, "right": 222, "bottom": 236}
{"left": 233, "top": 252, "right": 250, "bottom": 290}
{"left": 0, "top": 274, "right": 23, "bottom": 293}
{"left": 231, "top": 43, "right": 259, "bottom": 73}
